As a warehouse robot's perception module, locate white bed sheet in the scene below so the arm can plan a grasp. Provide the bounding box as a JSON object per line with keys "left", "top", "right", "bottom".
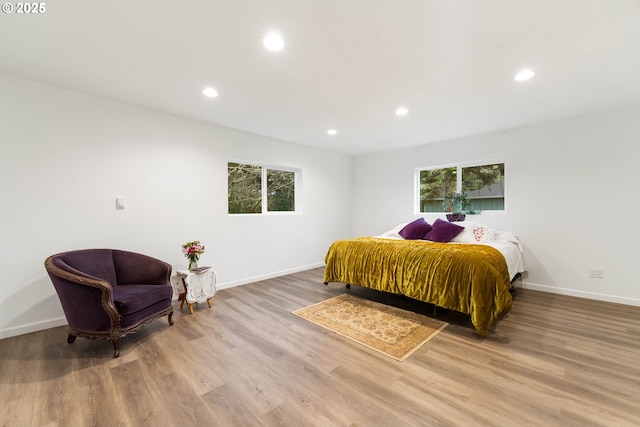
{"left": 475, "top": 241, "right": 525, "bottom": 281}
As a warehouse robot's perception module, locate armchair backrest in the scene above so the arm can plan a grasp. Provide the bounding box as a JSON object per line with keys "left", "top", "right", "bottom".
{"left": 54, "top": 249, "right": 117, "bottom": 285}
{"left": 49, "top": 249, "right": 171, "bottom": 287}
{"left": 112, "top": 250, "right": 171, "bottom": 286}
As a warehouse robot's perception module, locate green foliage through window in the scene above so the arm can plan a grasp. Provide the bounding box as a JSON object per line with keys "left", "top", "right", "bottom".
{"left": 418, "top": 162, "right": 504, "bottom": 212}
{"left": 419, "top": 167, "right": 457, "bottom": 212}
{"left": 267, "top": 169, "right": 295, "bottom": 211}
{"left": 228, "top": 163, "right": 262, "bottom": 214}
{"left": 228, "top": 162, "right": 297, "bottom": 214}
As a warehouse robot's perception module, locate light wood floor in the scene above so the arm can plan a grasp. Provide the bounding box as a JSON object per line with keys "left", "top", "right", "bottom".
{"left": 1, "top": 267, "right": 639, "bottom": 427}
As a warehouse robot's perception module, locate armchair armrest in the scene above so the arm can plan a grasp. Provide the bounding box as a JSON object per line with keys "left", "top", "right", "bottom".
{"left": 44, "top": 256, "right": 119, "bottom": 333}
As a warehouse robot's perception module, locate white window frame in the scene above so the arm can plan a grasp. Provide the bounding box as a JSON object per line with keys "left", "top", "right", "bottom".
{"left": 414, "top": 159, "right": 507, "bottom": 214}
{"left": 228, "top": 160, "right": 302, "bottom": 216}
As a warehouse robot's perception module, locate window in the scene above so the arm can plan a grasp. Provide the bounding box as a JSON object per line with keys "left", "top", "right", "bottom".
{"left": 266, "top": 169, "right": 295, "bottom": 212}
{"left": 228, "top": 162, "right": 299, "bottom": 214}
{"left": 417, "top": 162, "right": 504, "bottom": 213}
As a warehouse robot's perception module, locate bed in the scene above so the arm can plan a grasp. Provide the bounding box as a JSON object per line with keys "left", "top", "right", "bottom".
{"left": 323, "top": 219, "right": 525, "bottom": 335}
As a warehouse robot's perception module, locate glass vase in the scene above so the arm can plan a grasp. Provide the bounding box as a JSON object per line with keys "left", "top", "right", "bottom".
{"left": 188, "top": 259, "right": 198, "bottom": 270}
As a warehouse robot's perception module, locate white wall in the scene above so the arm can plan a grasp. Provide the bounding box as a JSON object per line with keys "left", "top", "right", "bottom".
{"left": 0, "top": 74, "right": 352, "bottom": 338}
{"left": 3, "top": 70, "right": 639, "bottom": 340}
{"left": 352, "top": 105, "right": 640, "bottom": 306}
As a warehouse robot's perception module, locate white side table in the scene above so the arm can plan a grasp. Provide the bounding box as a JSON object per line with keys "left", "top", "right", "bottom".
{"left": 171, "top": 267, "right": 217, "bottom": 314}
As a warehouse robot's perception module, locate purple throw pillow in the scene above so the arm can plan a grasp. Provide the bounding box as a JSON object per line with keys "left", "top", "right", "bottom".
{"left": 399, "top": 218, "right": 432, "bottom": 240}
{"left": 424, "top": 218, "right": 464, "bottom": 242}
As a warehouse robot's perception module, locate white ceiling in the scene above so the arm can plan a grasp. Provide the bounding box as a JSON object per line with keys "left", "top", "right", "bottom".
{"left": 2, "top": 1, "right": 640, "bottom": 155}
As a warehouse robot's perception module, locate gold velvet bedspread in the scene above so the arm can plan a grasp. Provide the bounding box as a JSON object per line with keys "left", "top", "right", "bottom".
{"left": 323, "top": 237, "right": 513, "bottom": 335}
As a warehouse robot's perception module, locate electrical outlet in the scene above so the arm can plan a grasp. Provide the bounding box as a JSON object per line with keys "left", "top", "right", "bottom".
{"left": 589, "top": 268, "right": 604, "bottom": 279}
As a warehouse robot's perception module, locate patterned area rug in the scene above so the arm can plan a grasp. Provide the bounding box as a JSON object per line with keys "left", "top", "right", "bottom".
{"left": 293, "top": 294, "right": 448, "bottom": 361}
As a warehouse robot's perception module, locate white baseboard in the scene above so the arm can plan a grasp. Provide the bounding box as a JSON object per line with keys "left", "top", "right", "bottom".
{"left": 1, "top": 263, "right": 326, "bottom": 339}
{"left": 521, "top": 281, "right": 640, "bottom": 307}
{"left": 216, "top": 262, "right": 325, "bottom": 290}
{"left": 0, "top": 317, "right": 67, "bottom": 340}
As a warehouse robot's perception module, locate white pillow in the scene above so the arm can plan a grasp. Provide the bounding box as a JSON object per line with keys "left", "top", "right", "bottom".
{"left": 377, "top": 223, "right": 409, "bottom": 239}
{"left": 474, "top": 225, "right": 496, "bottom": 242}
{"left": 450, "top": 221, "right": 495, "bottom": 243}
{"left": 450, "top": 221, "right": 478, "bottom": 243}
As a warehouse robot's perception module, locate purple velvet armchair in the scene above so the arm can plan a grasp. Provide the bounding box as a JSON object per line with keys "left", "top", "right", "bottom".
{"left": 45, "top": 249, "right": 174, "bottom": 357}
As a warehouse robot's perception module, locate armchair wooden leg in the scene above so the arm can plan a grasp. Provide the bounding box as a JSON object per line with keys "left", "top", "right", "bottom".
{"left": 112, "top": 339, "right": 121, "bottom": 358}
{"left": 67, "top": 334, "right": 76, "bottom": 344}
{"left": 168, "top": 311, "right": 174, "bottom": 326}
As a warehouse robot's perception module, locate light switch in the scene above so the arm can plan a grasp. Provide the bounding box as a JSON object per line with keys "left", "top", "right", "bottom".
{"left": 116, "top": 197, "right": 126, "bottom": 209}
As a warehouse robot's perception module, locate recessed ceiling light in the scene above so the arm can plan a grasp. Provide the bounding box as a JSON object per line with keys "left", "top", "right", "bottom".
{"left": 327, "top": 129, "right": 337, "bottom": 136}
{"left": 263, "top": 33, "right": 284, "bottom": 51}
{"left": 202, "top": 87, "right": 218, "bottom": 98}
{"left": 515, "top": 69, "right": 535, "bottom": 81}
{"left": 395, "top": 107, "right": 409, "bottom": 116}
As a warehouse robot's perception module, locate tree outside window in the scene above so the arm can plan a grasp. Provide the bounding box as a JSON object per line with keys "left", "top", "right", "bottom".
{"left": 419, "top": 167, "right": 457, "bottom": 212}
{"left": 267, "top": 169, "right": 295, "bottom": 212}
{"left": 228, "top": 162, "right": 298, "bottom": 214}
{"left": 462, "top": 163, "right": 504, "bottom": 211}
{"left": 418, "top": 162, "right": 504, "bottom": 213}
{"left": 228, "top": 163, "right": 262, "bottom": 214}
